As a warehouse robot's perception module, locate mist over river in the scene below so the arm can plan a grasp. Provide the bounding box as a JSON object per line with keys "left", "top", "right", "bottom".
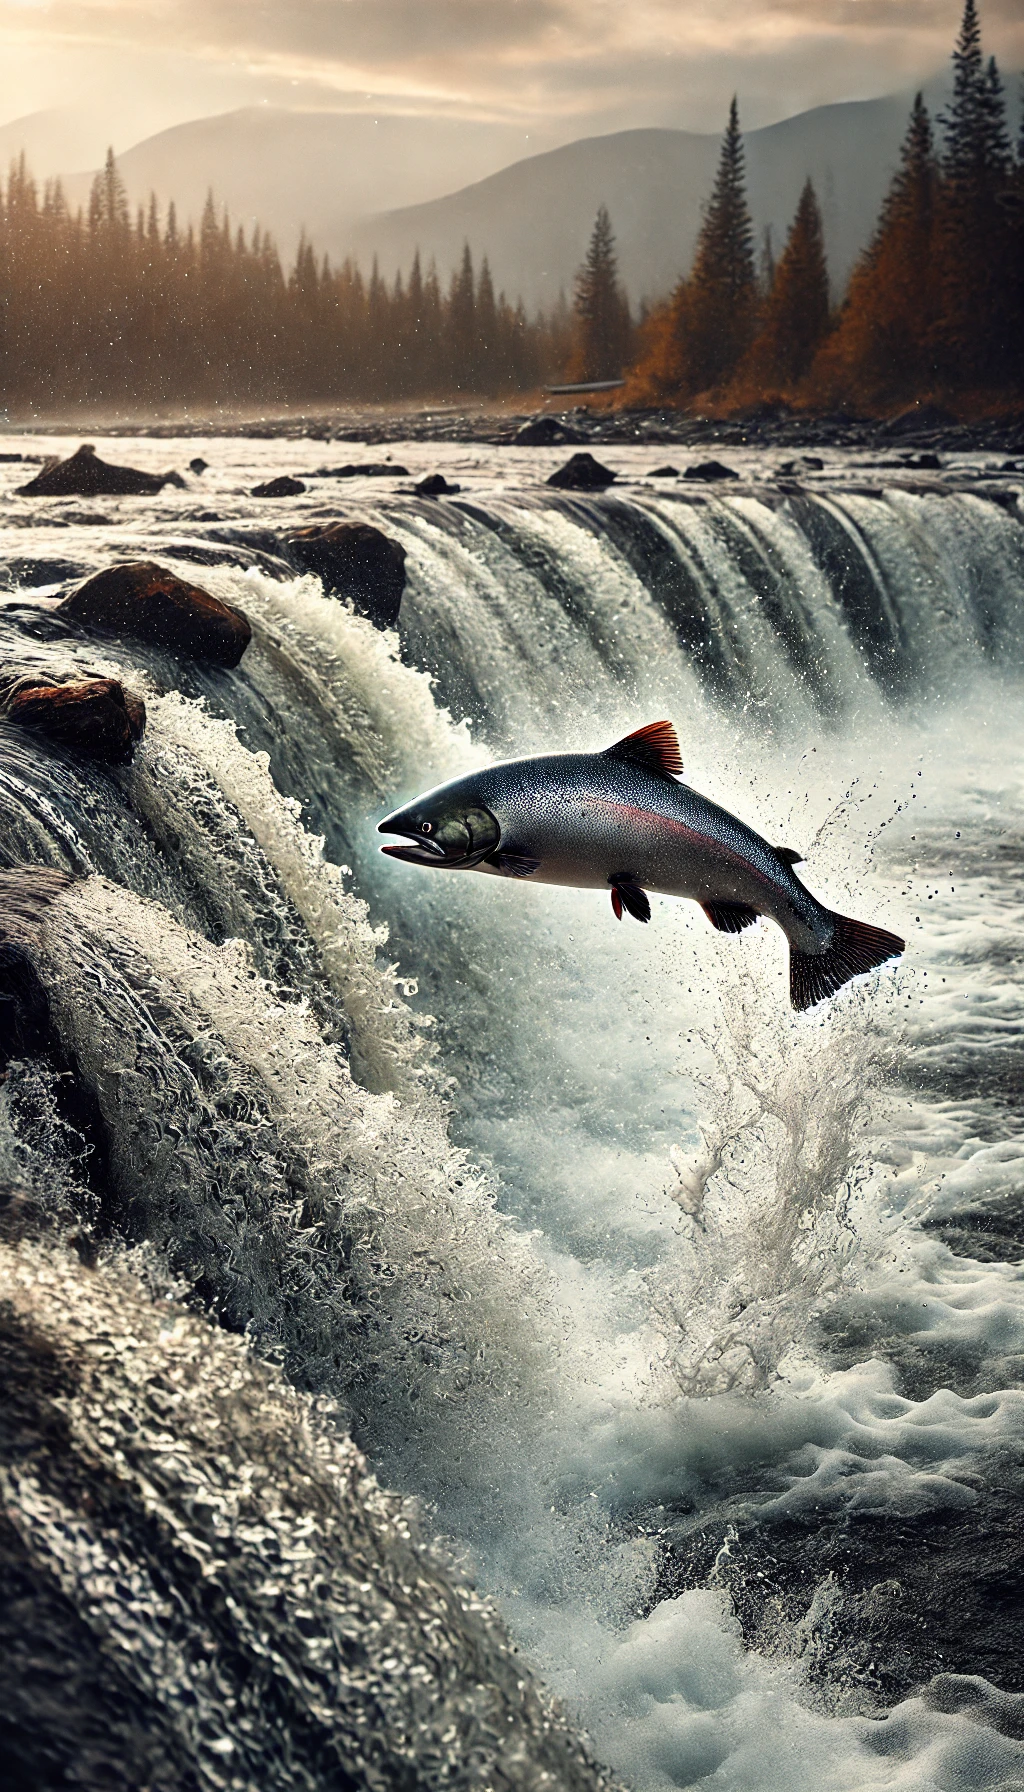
{"left": 2, "top": 432, "right": 1024, "bottom": 1791}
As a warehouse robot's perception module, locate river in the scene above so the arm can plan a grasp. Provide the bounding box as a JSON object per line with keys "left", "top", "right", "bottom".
{"left": 1, "top": 431, "right": 1023, "bottom": 1790}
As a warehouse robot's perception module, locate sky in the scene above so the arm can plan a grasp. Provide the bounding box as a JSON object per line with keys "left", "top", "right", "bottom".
{"left": 0, "top": 0, "right": 1022, "bottom": 162}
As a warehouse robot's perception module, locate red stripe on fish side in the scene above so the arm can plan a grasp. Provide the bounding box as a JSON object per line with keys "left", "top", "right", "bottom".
{"left": 595, "top": 800, "right": 783, "bottom": 894}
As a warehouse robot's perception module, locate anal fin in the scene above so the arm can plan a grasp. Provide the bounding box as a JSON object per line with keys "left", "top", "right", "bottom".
{"left": 702, "top": 901, "right": 759, "bottom": 934}
{"left": 609, "top": 874, "right": 651, "bottom": 924}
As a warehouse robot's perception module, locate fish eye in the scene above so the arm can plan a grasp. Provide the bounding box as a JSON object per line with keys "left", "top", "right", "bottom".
{"left": 420, "top": 821, "right": 433, "bottom": 835}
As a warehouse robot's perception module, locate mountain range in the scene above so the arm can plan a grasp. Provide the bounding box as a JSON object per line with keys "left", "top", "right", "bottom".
{"left": 352, "top": 77, "right": 1020, "bottom": 308}
{"left": 2, "top": 79, "right": 1021, "bottom": 309}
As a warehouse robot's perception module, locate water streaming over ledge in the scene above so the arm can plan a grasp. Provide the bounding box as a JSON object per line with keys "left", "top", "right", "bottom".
{"left": 1, "top": 437, "right": 1024, "bottom": 1790}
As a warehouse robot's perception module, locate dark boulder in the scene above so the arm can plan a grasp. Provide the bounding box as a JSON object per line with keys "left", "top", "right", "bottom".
{"left": 0, "top": 867, "right": 73, "bottom": 1069}
{"left": 647, "top": 465, "right": 679, "bottom": 478}
{"left": 251, "top": 475, "right": 306, "bottom": 497}
{"left": 546, "top": 452, "right": 616, "bottom": 490}
{"left": 513, "top": 416, "right": 584, "bottom": 446}
{"left": 683, "top": 460, "right": 740, "bottom": 482}
{"left": 313, "top": 462, "right": 409, "bottom": 479}
{"left": 778, "top": 456, "right": 824, "bottom": 474}
{"left": 0, "top": 672, "right": 145, "bottom": 764}
{"left": 286, "top": 522, "right": 406, "bottom": 629}
{"left": 902, "top": 451, "right": 943, "bottom": 470}
{"left": 189, "top": 457, "right": 209, "bottom": 474}
{"left": 17, "top": 444, "right": 181, "bottom": 497}
{"left": 414, "top": 473, "right": 460, "bottom": 496}
{"left": 56, "top": 561, "right": 252, "bottom": 666}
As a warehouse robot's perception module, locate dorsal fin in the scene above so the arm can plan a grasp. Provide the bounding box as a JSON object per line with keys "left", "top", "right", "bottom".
{"left": 602, "top": 720, "right": 683, "bottom": 782}
{"left": 775, "top": 846, "right": 804, "bottom": 866}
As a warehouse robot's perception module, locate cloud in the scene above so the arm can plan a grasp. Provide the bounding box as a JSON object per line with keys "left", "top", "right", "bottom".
{"left": 0, "top": 0, "right": 1021, "bottom": 140}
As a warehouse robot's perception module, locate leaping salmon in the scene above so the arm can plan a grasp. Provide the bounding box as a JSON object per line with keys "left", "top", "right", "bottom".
{"left": 378, "top": 720, "right": 904, "bottom": 1010}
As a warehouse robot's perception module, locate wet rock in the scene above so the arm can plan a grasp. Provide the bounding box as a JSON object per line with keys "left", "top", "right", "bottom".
{"left": 778, "top": 456, "right": 824, "bottom": 474}
{"left": 56, "top": 560, "right": 252, "bottom": 666}
{"left": 0, "top": 451, "right": 23, "bottom": 462}
{"left": 647, "top": 465, "right": 679, "bottom": 477}
{"left": 683, "top": 460, "right": 740, "bottom": 482}
{"left": 0, "top": 867, "right": 73, "bottom": 1068}
{"left": 902, "top": 451, "right": 943, "bottom": 470}
{"left": 251, "top": 474, "right": 306, "bottom": 497}
{"left": 0, "top": 556, "right": 90, "bottom": 587}
{"left": 286, "top": 521, "right": 406, "bottom": 628}
{"left": 188, "top": 456, "right": 208, "bottom": 474}
{"left": 546, "top": 451, "right": 616, "bottom": 490}
{"left": 513, "top": 416, "right": 585, "bottom": 446}
{"left": 313, "top": 461, "right": 409, "bottom": 478}
{"left": 0, "top": 672, "right": 145, "bottom": 764}
{"left": 16, "top": 444, "right": 181, "bottom": 497}
{"left": 662, "top": 1479, "right": 1024, "bottom": 1714}
{"left": 415, "top": 472, "right": 461, "bottom": 496}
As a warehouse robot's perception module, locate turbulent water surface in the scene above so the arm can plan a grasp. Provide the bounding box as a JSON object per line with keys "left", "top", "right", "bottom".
{"left": 1, "top": 432, "right": 1024, "bottom": 1790}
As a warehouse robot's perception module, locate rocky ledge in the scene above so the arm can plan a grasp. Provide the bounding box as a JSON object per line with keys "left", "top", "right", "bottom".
{"left": 57, "top": 561, "right": 252, "bottom": 666}
{"left": 0, "top": 671, "right": 146, "bottom": 764}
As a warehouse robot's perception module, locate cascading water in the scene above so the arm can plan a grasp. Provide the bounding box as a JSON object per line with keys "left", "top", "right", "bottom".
{"left": 2, "top": 435, "right": 1023, "bottom": 1791}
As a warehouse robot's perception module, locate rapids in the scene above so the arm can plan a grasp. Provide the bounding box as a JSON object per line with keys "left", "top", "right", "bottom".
{"left": 1, "top": 433, "right": 1023, "bottom": 1790}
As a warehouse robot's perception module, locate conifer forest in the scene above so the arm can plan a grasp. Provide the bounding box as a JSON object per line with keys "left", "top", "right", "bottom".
{"left": 0, "top": 0, "right": 1020, "bottom": 417}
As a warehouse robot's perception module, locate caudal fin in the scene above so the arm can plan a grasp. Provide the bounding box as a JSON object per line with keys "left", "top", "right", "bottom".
{"left": 790, "top": 912, "right": 904, "bottom": 1011}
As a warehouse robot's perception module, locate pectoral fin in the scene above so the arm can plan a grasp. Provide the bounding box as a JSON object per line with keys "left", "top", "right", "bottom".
{"left": 702, "top": 901, "right": 759, "bottom": 933}
{"left": 609, "top": 874, "right": 651, "bottom": 923}
{"left": 490, "top": 851, "right": 540, "bottom": 878}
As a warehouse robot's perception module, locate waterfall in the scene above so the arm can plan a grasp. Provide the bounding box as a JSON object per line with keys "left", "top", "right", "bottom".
{"left": 2, "top": 446, "right": 1023, "bottom": 1791}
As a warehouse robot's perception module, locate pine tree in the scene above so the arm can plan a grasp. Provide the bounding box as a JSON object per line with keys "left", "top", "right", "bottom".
{"left": 476, "top": 256, "right": 502, "bottom": 390}
{"left": 448, "top": 241, "right": 476, "bottom": 388}
{"left": 933, "top": 1, "right": 1015, "bottom": 380}
{"left": 676, "top": 97, "right": 756, "bottom": 393}
{"left": 740, "top": 180, "right": 829, "bottom": 393}
{"left": 89, "top": 147, "right": 130, "bottom": 235}
{"left": 811, "top": 94, "right": 938, "bottom": 408}
{"left": 629, "top": 97, "right": 756, "bottom": 402}
{"left": 571, "top": 204, "right": 630, "bottom": 381}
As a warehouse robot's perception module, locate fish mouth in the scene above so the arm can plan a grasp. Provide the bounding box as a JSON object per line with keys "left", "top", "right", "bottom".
{"left": 378, "top": 821, "right": 450, "bottom": 866}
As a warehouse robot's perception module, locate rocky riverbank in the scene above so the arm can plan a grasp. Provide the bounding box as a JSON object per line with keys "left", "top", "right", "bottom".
{"left": 5, "top": 401, "right": 1024, "bottom": 458}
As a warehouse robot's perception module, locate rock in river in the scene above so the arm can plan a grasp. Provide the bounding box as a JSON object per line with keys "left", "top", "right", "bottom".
{"left": 0, "top": 672, "right": 145, "bottom": 764}
{"left": 683, "top": 460, "right": 740, "bottom": 482}
{"left": 251, "top": 474, "right": 306, "bottom": 497}
{"left": 546, "top": 452, "right": 616, "bottom": 490}
{"left": 286, "top": 521, "right": 406, "bottom": 629}
{"left": 414, "top": 472, "right": 460, "bottom": 496}
{"left": 17, "top": 444, "right": 184, "bottom": 497}
{"left": 513, "top": 416, "right": 585, "bottom": 446}
{"left": 57, "top": 561, "right": 252, "bottom": 666}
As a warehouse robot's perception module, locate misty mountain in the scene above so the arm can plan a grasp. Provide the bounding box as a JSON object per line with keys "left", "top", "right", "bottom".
{"left": 0, "top": 109, "right": 117, "bottom": 183}
{"left": 350, "top": 80, "right": 1022, "bottom": 308}
{"left": 58, "top": 108, "right": 558, "bottom": 260}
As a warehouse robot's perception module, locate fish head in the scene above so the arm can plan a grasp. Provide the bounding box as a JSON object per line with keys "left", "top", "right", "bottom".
{"left": 378, "top": 783, "right": 501, "bottom": 869}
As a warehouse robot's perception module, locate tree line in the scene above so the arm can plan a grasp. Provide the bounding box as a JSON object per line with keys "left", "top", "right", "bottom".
{"left": 0, "top": 0, "right": 1019, "bottom": 417}
{"left": 0, "top": 154, "right": 571, "bottom": 410}
{"left": 617, "top": 0, "right": 1024, "bottom": 411}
